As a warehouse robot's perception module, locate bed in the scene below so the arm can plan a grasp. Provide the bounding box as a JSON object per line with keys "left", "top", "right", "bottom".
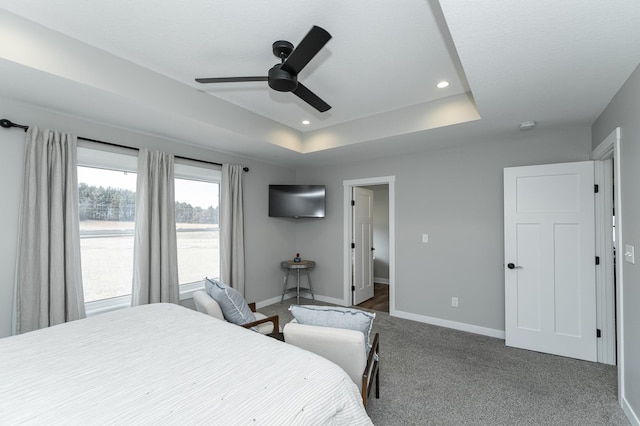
{"left": 0, "top": 303, "right": 372, "bottom": 425}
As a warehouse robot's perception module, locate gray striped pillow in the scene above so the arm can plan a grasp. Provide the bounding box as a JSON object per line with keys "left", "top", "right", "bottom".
{"left": 204, "top": 278, "right": 256, "bottom": 326}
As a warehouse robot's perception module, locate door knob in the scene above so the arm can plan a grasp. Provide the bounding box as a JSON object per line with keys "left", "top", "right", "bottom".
{"left": 507, "top": 263, "right": 522, "bottom": 269}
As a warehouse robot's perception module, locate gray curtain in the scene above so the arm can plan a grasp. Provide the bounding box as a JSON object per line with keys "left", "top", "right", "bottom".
{"left": 220, "top": 164, "right": 245, "bottom": 295}
{"left": 15, "top": 127, "right": 85, "bottom": 334}
{"left": 132, "top": 149, "right": 179, "bottom": 305}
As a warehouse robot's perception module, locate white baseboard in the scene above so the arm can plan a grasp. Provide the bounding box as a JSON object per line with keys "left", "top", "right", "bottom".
{"left": 256, "top": 293, "right": 347, "bottom": 309}
{"left": 623, "top": 396, "right": 640, "bottom": 426}
{"left": 314, "top": 294, "right": 348, "bottom": 306}
{"left": 258, "top": 294, "right": 505, "bottom": 340}
{"left": 255, "top": 294, "right": 289, "bottom": 309}
{"left": 374, "top": 277, "right": 389, "bottom": 285}
{"left": 393, "top": 309, "right": 505, "bottom": 339}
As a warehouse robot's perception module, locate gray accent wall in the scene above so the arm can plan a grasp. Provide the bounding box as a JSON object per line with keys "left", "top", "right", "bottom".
{"left": 295, "top": 127, "right": 592, "bottom": 332}
{"left": 592, "top": 63, "right": 640, "bottom": 422}
{"left": 0, "top": 110, "right": 25, "bottom": 338}
{"left": 0, "top": 98, "right": 595, "bottom": 339}
{"left": 0, "top": 97, "right": 296, "bottom": 337}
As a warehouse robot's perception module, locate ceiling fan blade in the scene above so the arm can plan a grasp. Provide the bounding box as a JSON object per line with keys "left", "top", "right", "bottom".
{"left": 281, "top": 26, "right": 331, "bottom": 76}
{"left": 292, "top": 82, "right": 331, "bottom": 112}
{"left": 195, "top": 76, "right": 268, "bottom": 83}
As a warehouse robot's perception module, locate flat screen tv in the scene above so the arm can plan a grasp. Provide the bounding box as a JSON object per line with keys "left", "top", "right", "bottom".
{"left": 269, "top": 185, "right": 326, "bottom": 218}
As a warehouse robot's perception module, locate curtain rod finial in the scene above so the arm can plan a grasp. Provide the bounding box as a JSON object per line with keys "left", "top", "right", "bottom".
{"left": 243, "top": 167, "right": 249, "bottom": 172}
{"left": 1, "top": 118, "right": 29, "bottom": 132}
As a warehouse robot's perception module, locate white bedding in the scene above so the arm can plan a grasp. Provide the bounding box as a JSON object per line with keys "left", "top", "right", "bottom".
{"left": 0, "top": 303, "right": 372, "bottom": 425}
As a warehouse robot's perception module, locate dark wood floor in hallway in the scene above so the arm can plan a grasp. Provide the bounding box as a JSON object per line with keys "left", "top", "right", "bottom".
{"left": 356, "top": 283, "right": 389, "bottom": 313}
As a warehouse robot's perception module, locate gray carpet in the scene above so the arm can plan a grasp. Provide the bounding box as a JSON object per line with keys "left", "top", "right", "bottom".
{"left": 260, "top": 298, "right": 629, "bottom": 426}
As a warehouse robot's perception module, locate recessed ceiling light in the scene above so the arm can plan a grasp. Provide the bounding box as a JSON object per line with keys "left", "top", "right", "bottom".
{"left": 302, "top": 120, "right": 311, "bottom": 125}
{"left": 436, "top": 81, "right": 450, "bottom": 89}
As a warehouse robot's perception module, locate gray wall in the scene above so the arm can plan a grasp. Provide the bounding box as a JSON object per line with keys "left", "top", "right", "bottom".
{"left": 295, "top": 126, "right": 592, "bottom": 331}
{"left": 0, "top": 97, "right": 296, "bottom": 337}
{"left": 0, "top": 97, "right": 597, "bottom": 342}
{"left": 592, "top": 63, "right": 640, "bottom": 421}
{"left": 0, "top": 111, "right": 25, "bottom": 338}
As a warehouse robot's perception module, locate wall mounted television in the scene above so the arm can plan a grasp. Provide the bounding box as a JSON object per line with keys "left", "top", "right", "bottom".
{"left": 269, "top": 185, "right": 326, "bottom": 218}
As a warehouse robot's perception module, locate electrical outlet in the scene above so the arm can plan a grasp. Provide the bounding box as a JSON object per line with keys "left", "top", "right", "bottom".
{"left": 451, "top": 297, "right": 459, "bottom": 307}
{"left": 422, "top": 234, "right": 429, "bottom": 243}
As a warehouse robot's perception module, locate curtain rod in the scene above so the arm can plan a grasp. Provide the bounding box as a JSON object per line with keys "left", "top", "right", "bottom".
{"left": 0, "top": 118, "right": 249, "bottom": 172}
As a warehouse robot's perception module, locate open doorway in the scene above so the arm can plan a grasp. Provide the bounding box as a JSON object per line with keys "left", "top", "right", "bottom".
{"left": 343, "top": 176, "right": 396, "bottom": 315}
{"left": 593, "top": 157, "right": 616, "bottom": 365}
{"left": 356, "top": 184, "right": 390, "bottom": 312}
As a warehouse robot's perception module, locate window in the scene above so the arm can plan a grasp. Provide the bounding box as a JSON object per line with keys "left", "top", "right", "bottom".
{"left": 77, "top": 146, "right": 221, "bottom": 313}
{"left": 78, "top": 165, "right": 137, "bottom": 303}
{"left": 174, "top": 163, "right": 221, "bottom": 285}
{"left": 77, "top": 147, "right": 138, "bottom": 307}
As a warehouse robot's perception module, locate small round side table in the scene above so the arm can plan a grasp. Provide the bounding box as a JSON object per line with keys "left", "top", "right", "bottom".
{"left": 280, "top": 260, "right": 316, "bottom": 304}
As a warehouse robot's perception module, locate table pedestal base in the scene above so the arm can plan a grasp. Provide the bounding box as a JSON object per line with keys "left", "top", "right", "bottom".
{"left": 280, "top": 260, "right": 316, "bottom": 304}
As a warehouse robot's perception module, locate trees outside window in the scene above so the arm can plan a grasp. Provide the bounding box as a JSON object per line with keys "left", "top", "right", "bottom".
{"left": 77, "top": 151, "right": 221, "bottom": 307}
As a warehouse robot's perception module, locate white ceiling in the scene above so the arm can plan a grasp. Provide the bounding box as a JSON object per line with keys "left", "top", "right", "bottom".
{"left": 1, "top": 1, "right": 640, "bottom": 168}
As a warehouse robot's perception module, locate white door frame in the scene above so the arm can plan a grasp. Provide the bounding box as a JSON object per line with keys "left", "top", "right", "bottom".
{"left": 343, "top": 176, "right": 396, "bottom": 315}
{"left": 591, "top": 128, "right": 624, "bottom": 400}
{"left": 593, "top": 158, "right": 615, "bottom": 365}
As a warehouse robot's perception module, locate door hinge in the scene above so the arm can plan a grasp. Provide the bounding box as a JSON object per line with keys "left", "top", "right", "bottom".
{"left": 595, "top": 256, "right": 600, "bottom": 265}
{"left": 351, "top": 285, "right": 355, "bottom": 292}
{"left": 594, "top": 184, "right": 599, "bottom": 193}
{"left": 596, "top": 329, "right": 602, "bottom": 338}
{"left": 351, "top": 242, "right": 355, "bottom": 249}
{"left": 351, "top": 199, "right": 355, "bottom": 206}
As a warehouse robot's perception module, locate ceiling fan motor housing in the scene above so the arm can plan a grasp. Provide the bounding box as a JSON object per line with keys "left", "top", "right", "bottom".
{"left": 268, "top": 64, "right": 298, "bottom": 92}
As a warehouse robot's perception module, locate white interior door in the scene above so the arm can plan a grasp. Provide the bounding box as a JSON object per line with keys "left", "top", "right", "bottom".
{"left": 353, "top": 187, "right": 374, "bottom": 305}
{"left": 504, "top": 161, "right": 597, "bottom": 362}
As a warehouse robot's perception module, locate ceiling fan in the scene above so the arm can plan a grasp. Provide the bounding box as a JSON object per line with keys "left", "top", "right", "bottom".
{"left": 196, "top": 25, "right": 332, "bottom": 112}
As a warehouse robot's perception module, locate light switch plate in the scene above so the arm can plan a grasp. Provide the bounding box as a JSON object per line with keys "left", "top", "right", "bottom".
{"left": 422, "top": 234, "right": 429, "bottom": 243}
{"left": 624, "top": 244, "right": 635, "bottom": 264}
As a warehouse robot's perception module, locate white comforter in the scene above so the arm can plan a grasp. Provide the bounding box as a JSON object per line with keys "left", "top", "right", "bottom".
{"left": 0, "top": 303, "right": 372, "bottom": 425}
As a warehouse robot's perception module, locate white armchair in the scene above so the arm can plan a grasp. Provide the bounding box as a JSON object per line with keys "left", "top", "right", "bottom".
{"left": 193, "top": 290, "right": 279, "bottom": 334}
{"left": 283, "top": 321, "right": 380, "bottom": 407}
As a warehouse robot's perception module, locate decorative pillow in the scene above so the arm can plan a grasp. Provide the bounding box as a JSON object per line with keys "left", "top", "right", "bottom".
{"left": 204, "top": 277, "right": 256, "bottom": 326}
{"left": 289, "top": 305, "right": 375, "bottom": 354}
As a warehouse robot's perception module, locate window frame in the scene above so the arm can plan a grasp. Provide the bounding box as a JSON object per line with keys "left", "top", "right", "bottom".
{"left": 77, "top": 145, "right": 221, "bottom": 316}
{"left": 173, "top": 159, "right": 222, "bottom": 299}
